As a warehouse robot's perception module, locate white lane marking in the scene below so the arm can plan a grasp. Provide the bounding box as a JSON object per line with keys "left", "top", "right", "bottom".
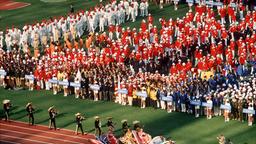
{"left": 0, "top": 129, "right": 80, "bottom": 144}
{"left": 0, "top": 123, "right": 92, "bottom": 141}
{"left": 0, "top": 134, "right": 50, "bottom": 144}
{"left": 7, "top": 120, "right": 95, "bottom": 138}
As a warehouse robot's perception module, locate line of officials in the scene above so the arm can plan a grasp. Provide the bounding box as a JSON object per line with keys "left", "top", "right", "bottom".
{"left": 2, "top": 100, "right": 131, "bottom": 136}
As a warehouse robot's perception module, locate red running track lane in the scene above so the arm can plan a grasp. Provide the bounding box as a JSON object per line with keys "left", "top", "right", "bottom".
{"left": 0, "top": 120, "right": 102, "bottom": 144}
{"left": 0, "top": 0, "right": 31, "bottom": 10}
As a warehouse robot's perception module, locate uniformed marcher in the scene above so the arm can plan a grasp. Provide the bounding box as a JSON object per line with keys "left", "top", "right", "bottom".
{"left": 133, "top": 120, "right": 141, "bottom": 130}
{"left": 107, "top": 117, "right": 115, "bottom": 132}
{"left": 75, "top": 113, "right": 85, "bottom": 135}
{"left": 26, "top": 102, "right": 35, "bottom": 125}
{"left": 121, "top": 119, "right": 129, "bottom": 135}
{"left": 48, "top": 106, "right": 58, "bottom": 130}
{"left": 94, "top": 116, "right": 101, "bottom": 136}
{"left": 3, "top": 99, "right": 11, "bottom": 121}
{"left": 248, "top": 103, "right": 254, "bottom": 126}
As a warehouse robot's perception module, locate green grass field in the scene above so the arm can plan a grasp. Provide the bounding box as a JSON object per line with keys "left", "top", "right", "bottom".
{"left": 0, "top": 0, "right": 189, "bottom": 31}
{"left": 0, "top": 88, "right": 256, "bottom": 144}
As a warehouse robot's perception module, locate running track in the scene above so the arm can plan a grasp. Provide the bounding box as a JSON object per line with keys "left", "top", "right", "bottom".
{"left": 0, "top": 0, "right": 30, "bottom": 10}
{"left": 0, "top": 120, "right": 102, "bottom": 144}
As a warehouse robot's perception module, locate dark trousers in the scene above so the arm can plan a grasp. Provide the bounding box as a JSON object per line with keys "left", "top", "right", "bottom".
{"left": 95, "top": 127, "right": 102, "bottom": 136}
{"left": 28, "top": 114, "right": 34, "bottom": 125}
{"left": 49, "top": 118, "right": 56, "bottom": 130}
{"left": 132, "top": 98, "right": 138, "bottom": 107}
{"left": 4, "top": 110, "right": 9, "bottom": 121}
{"left": 76, "top": 124, "right": 84, "bottom": 134}
{"left": 150, "top": 99, "right": 157, "bottom": 109}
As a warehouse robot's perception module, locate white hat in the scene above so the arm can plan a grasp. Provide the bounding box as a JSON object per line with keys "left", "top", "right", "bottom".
{"left": 48, "top": 106, "right": 54, "bottom": 112}
{"left": 2, "top": 99, "right": 10, "bottom": 104}
{"left": 26, "top": 102, "right": 32, "bottom": 108}
{"left": 75, "top": 113, "right": 81, "bottom": 116}
{"left": 133, "top": 120, "right": 140, "bottom": 125}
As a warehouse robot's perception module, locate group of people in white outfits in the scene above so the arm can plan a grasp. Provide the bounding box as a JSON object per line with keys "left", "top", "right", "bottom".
{"left": 0, "top": 0, "right": 148, "bottom": 52}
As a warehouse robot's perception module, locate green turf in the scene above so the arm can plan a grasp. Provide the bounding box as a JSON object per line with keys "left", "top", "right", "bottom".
{"left": 0, "top": 0, "right": 102, "bottom": 30}
{"left": 0, "top": 88, "right": 255, "bottom": 144}
{"left": 0, "top": 0, "right": 188, "bottom": 31}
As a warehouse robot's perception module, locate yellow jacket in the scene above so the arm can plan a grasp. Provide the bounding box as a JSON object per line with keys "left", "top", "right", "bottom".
{"left": 149, "top": 89, "right": 157, "bottom": 101}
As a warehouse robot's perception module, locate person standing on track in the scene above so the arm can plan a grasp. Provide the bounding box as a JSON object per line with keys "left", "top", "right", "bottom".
{"left": 75, "top": 113, "right": 85, "bottom": 135}
{"left": 26, "top": 102, "right": 35, "bottom": 125}
{"left": 94, "top": 116, "right": 102, "bottom": 137}
{"left": 107, "top": 117, "right": 115, "bottom": 132}
{"left": 48, "top": 106, "right": 58, "bottom": 130}
{"left": 2, "top": 99, "right": 11, "bottom": 122}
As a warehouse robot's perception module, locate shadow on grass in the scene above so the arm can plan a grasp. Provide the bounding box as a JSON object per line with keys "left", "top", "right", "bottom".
{"left": 58, "top": 119, "right": 76, "bottom": 128}
{"left": 143, "top": 112, "right": 205, "bottom": 137}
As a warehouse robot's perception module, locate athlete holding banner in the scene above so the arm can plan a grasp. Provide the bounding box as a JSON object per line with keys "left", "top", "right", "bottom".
{"left": 75, "top": 77, "right": 81, "bottom": 99}
{"left": 247, "top": 103, "right": 254, "bottom": 126}
{"left": 206, "top": 96, "right": 213, "bottom": 119}
{"left": 195, "top": 96, "right": 201, "bottom": 118}
{"left": 224, "top": 99, "right": 231, "bottom": 122}
{"left": 52, "top": 74, "right": 58, "bottom": 95}
{"left": 0, "top": 67, "right": 6, "bottom": 87}
{"left": 63, "top": 74, "right": 69, "bottom": 97}
{"left": 140, "top": 86, "right": 147, "bottom": 108}
{"left": 28, "top": 72, "right": 34, "bottom": 91}
{"left": 121, "top": 81, "right": 127, "bottom": 105}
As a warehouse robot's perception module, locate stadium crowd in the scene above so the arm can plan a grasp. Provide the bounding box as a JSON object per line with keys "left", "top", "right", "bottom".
{"left": 0, "top": 0, "right": 256, "bottom": 132}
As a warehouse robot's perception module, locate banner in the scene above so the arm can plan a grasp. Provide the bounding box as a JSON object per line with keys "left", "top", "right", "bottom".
{"left": 195, "top": 0, "right": 200, "bottom": 3}
{"left": 220, "top": 104, "right": 231, "bottom": 111}
{"left": 186, "top": 0, "right": 194, "bottom": 3}
{"left": 190, "top": 100, "right": 201, "bottom": 106}
{"left": 48, "top": 79, "right": 58, "bottom": 84}
{"left": 0, "top": 70, "right": 6, "bottom": 76}
{"left": 242, "top": 109, "right": 255, "bottom": 115}
{"left": 230, "top": 3, "right": 237, "bottom": 8}
{"left": 70, "top": 82, "right": 81, "bottom": 88}
{"left": 136, "top": 91, "right": 147, "bottom": 98}
{"left": 90, "top": 84, "right": 100, "bottom": 91}
{"left": 58, "top": 81, "right": 69, "bottom": 86}
{"left": 25, "top": 75, "right": 34, "bottom": 80}
{"left": 118, "top": 89, "right": 128, "bottom": 94}
{"left": 213, "top": 2, "right": 223, "bottom": 6}
{"left": 186, "top": 0, "right": 200, "bottom": 3}
{"left": 159, "top": 93, "right": 166, "bottom": 98}
{"left": 201, "top": 102, "right": 213, "bottom": 108}
{"left": 161, "top": 96, "right": 173, "bottom": 102}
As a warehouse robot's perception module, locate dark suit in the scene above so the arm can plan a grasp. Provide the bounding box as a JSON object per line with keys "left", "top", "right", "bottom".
{"left": 3, "top": 103, "right": 11, "bottom": 121}
{"left": 95, "top": 119, "right": 101, "bottom": 136}
{"left": 26, "top": 107, "right": 35, "bottom": 125}
{"left": 76, "top": 116, "right": 84, "bottom": 134}
{"left": 49, "top": 111, "right": 57, "bottom": 130}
